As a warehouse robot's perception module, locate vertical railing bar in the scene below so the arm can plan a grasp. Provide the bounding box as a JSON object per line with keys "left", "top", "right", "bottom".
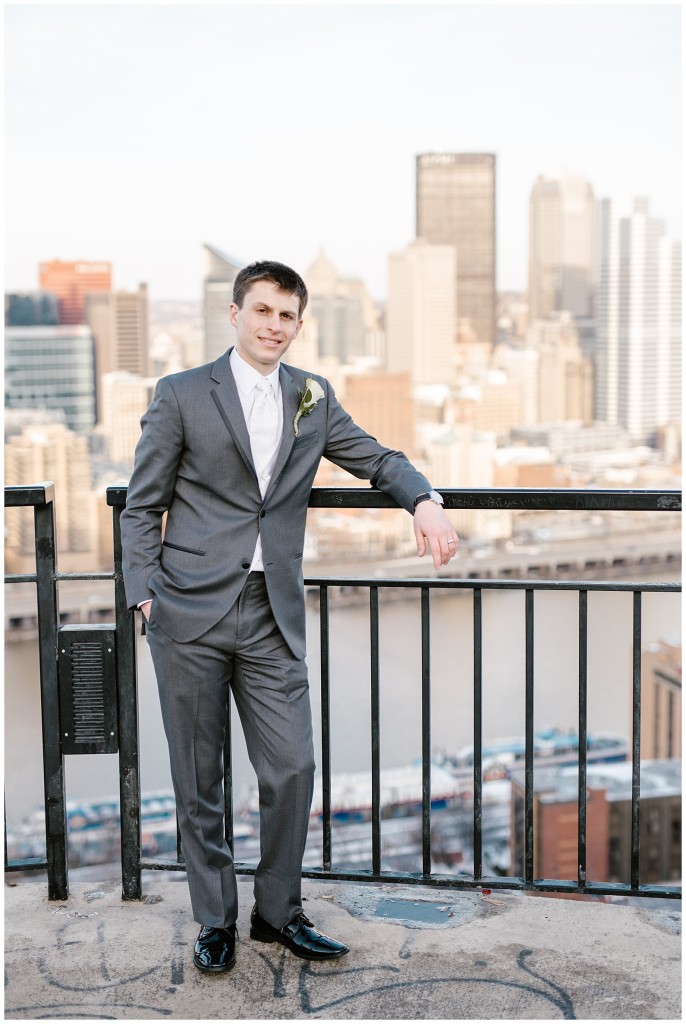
{"left": 421, "top": 586, "right": 431, "bottom": 877}
{"left": 320, "top": 587, "right": 332, "bottom": 872}
{"left": 473, "top": 588, "right": 483, "bottom": 881}
{"left": 224, "top": 698, "right": 234, "bottom": 856}
{"left": 524, "top": 588, "right": 535, "bottom": 885}
{"left": 578, "top": 590, "right": 588, "bottom": 888}
{"left": 668, "top": 691, "right": 674, "bottom": 760}
{"left": 176, "top": 813, "right": 184, "bottom": 865}
{"left": 35, "top": 493, "right": 68, "bottom": 901}
{"left": 370, "top": 586, "right": 381, "bottom": 875}
{"left": 112, "top": 500, "right": 142, "bottom": 898}
{"left": 631, "top": 590, "right": 642, "bottom": 889}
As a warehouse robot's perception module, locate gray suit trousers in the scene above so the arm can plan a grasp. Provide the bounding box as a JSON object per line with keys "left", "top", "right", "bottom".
{"left": 146, "top": 572, "right": 315, "bottom": 930}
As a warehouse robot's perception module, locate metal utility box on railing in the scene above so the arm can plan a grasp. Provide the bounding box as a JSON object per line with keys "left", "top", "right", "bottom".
{"left": 58, "top": 624, "right": 118, "bottom": 755}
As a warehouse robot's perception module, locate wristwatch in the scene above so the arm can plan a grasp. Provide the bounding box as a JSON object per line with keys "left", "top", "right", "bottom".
{"left": 414, "top": 490, "right": 444, "bottom": 510}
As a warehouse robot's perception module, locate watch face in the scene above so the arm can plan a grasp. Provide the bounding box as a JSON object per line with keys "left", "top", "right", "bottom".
{"left": 429, "top": 490, "right": 444, "bottom": 504}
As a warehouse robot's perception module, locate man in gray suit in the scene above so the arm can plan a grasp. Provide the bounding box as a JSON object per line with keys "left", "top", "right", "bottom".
{"left": 121, "top": 261, "right": 459, "bottom": 973}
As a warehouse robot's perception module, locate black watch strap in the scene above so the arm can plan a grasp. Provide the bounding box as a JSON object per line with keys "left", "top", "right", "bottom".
{"left": 414, "top": 490, "right": 444, "bottom": 509}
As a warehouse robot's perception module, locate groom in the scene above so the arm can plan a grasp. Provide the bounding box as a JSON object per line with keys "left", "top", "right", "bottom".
{"left": 120, "top": 260, "right": 459, "bottom": 973}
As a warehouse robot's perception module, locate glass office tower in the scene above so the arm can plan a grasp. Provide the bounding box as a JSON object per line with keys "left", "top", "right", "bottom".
{"left": 5, "top": 325, "right": 96, "bottom": 433}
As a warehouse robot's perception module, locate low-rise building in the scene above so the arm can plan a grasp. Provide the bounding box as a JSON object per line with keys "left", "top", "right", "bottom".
{"left": 510, "top": 759, "right": 681, "bottom": 888}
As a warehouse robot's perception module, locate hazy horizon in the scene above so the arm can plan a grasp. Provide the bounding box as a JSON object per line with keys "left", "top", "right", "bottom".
{"left": 5, "top": 4, "right": 681, "bottom": 302}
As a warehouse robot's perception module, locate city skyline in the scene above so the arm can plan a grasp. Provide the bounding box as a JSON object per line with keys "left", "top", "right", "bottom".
{"left": 5, "top": 4, "right": 681, "bottom": 301}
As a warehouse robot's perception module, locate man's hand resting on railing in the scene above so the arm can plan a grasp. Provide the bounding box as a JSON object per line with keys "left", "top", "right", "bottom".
{"left": 413, "top": 500, "right": 460, "bottom": 569}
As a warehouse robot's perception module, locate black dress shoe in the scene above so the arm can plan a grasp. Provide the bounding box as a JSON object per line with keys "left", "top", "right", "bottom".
{"left": 250, "top": 904, "right": 349, "bottom": 961}
{"left": 193, "top": 925, "right": 236, "bottom": 973}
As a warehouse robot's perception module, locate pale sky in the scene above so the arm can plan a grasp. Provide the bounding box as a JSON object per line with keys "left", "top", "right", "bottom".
{"left": 4, "top": 3, "right": 682, "bottom": 301}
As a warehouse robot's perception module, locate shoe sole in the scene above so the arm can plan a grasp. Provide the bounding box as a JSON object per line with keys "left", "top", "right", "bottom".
{"left": 250, "top": 926, "right": 349, "bottom": 961}
{"left": 193, "top": 954, "right": 236, "bottom": 973}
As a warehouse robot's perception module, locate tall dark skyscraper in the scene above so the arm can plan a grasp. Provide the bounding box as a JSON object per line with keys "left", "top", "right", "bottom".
{"left": 416, "top": 152, "right": 496, "bottom": 346}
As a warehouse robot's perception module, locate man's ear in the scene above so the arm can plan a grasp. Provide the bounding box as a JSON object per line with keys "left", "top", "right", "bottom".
{"left": 229, "top": 302, "right": 239, "bottom": 327}
{"left": 294, "top": 318, "right": 304, "bottom": 337}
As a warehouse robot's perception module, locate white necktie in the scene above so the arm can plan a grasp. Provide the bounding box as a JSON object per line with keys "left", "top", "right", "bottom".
{"left": 249, "top": 378, "right": 279, "bottom": 496}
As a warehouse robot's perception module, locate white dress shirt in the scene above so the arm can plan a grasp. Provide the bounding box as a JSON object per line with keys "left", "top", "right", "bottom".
{"left": 230, "top": 348, "right": 283, "bottom": 571}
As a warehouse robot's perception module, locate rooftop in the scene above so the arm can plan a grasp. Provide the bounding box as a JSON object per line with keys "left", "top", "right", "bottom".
{"left": 4, "top": 875, "right": 681, "bottom": 1020}
{"left": 510, "top": 758, "right": 683, "bottom": 803}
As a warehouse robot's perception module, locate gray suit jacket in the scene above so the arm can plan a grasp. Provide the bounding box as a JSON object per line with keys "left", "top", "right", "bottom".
{"left": 120, "top": 349, "right": 431, "bottom": 659}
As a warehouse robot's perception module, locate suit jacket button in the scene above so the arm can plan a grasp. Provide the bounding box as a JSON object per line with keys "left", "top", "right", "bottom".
{"left": 241, "top": 560, "right": 251, "bottom": 570}
{"left": 259, "top": 510, "right": 266, "bottom": 518}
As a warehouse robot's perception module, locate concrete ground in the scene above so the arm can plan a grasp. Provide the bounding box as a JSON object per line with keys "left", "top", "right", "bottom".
{"left": 4, "top": 873, "right": 681, "bottom": 1020}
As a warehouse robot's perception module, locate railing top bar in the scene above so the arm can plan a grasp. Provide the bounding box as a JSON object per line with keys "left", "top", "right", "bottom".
{"left": 306, "top": 487, "right": 682, "bottom": 512}
{"left": 304, "top": 576, "right": 681, "bottom": 593}
{"left": 4, "top": 483, "right": 55, "bottom": 507}
{"left": 103, "top": 485, "right": 682, "bottom": 512}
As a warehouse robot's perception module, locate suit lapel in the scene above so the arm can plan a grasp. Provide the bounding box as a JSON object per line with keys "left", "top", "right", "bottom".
{"left": 210, "top": 350, "right": 259, "bottom": 485}
{"left": 264, "top": 365, "right": 302, "bottom": 501}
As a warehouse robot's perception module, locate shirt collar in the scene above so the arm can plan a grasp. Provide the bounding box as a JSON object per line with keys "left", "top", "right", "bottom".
{"left": 230, "top": 347, "right": 281, "bottom": 399}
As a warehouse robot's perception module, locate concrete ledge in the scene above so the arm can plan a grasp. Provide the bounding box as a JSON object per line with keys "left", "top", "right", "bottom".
{"left": 4, "top": 875, "right": 681, "bottom": 1020}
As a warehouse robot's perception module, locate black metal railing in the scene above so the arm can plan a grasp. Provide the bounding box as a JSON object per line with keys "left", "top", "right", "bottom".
{"left": 4, "top": 483, "right": 682, "bottom": 903}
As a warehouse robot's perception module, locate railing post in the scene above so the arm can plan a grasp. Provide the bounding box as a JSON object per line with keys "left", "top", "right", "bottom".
{"left": 109, "top": 489, "right": 142, "bottom": 900}
{"left": 34, "top": 486, "right": 68, "bottom": 900}
{"left": 370, "top": 586, "right": 381, "bottom": 875}
{"left": 421, "top": 586, "right": 432, "bottom": 876}
{"left": 524, "top": 588, "right": 535, "bottom": 886}
{"left": 578, "top": 590, "right": 588, "bottom": 888}
{"left": 631, "top": 591, "right": 642, "bottom": 890}
{"left": 319, "top": 586, "right": 332, "bottom": 872}
{"left": 473, "top": 587, "right": 483, "bottom": 881}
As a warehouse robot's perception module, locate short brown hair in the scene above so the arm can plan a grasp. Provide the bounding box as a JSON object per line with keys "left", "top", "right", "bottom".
{"left": 233, "top": 261, "right": 308, "bottom": 317}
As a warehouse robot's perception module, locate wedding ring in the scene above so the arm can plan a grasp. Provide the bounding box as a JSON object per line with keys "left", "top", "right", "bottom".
{"left": 447, "top": 540, "right": 457, "bottom": 546}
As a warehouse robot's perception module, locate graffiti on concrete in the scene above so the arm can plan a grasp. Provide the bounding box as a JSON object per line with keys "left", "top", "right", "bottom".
{"left": 5, "top": 909, "right": 577, "bottom": 1020}
{"left": 294, "top": 948, "right": 576, "bottom": 1019}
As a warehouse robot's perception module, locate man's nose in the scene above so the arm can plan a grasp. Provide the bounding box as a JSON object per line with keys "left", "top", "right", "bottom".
{"left": 265, "top": 312, "right": 282, "bottom": 331}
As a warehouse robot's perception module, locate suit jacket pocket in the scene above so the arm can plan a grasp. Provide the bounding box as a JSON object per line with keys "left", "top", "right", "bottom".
{"left": 162, "top": 540, "right": 206, "bottom": 556}
{"left": 293, "top": 432, "right": 319, "bottom": 452}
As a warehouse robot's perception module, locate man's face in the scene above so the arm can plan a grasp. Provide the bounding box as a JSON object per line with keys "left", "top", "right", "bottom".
{"left": 230, "top": 280, "right": 303, "bottom": 374}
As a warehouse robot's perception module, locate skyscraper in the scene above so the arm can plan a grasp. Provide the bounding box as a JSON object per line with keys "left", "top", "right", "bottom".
{"left": 85, "top": 284, "right": 150, "bottom": 417}
{"left": 596, "top": 197, "right": 681, "bottom": 442}
{"left": 203, "top": 244, "right": 244, "bottom": 362}
{"left": 386, "top": 239, "right": 456, "bottom": 385}
{"left": 38, "top": 260, "right": 112, "bottom": 324}
{"left": 304, "top": 249, "right": 380, "bottom": 364}
{"left": 5, "top": 325, "right": 96, "bottom": 433}
{"left": 528, "top": 173, "right": 596, "bottom": 321}
{"left": 416, "top": 152, "right": 496, "bottom": 346}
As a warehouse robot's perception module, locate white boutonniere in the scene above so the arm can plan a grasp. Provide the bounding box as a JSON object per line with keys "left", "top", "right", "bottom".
{"left": 294, "top": 377, "right": 325, "bottom": 436}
